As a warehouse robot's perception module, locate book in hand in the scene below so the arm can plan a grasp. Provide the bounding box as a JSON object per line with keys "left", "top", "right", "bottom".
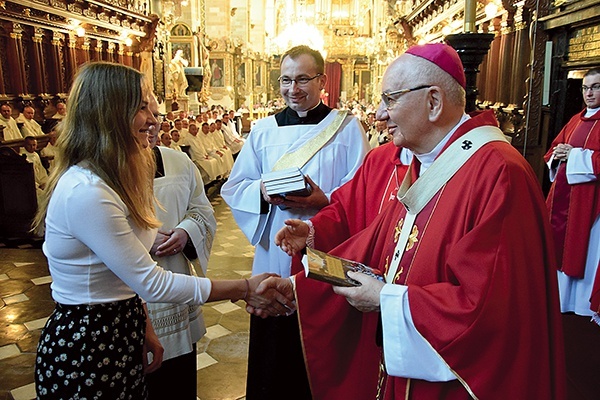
{"left": 262, "top": 167, "right": 312, "bottom": 198}
{"left": 303, "top": 248, "right": 385, "bottom": 287}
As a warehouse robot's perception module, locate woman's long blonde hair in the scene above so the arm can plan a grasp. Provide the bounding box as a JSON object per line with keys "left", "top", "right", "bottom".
{"left": 34, "top": 62, "right": 160, "bottom": 230}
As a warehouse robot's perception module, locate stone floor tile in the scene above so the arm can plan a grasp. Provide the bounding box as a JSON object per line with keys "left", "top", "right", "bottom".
{"left": 197, "top": 352, "right": 218, "bottom": 370}
{"left": 2, "top": 294, "right": 29, "bottom": 305}
{"left": 24, "top": 317, "right": 48, "bottom": 331}
{"left": 0, "top": 344, "right": 20, "bottom": 360}
{"left": 204, "top": 324, "right": 232, "bottom": 340}
{"left": 211, "top": 301, "right": 241, "bottom": 314}
{"left": 30, "top": 276, "right": 52, "bottom": 285}
{"left": 0, "top": 274, "right": 8, "bottom": 282}
{"left": 10, "top": 383, "right": 35, "bottom": 400}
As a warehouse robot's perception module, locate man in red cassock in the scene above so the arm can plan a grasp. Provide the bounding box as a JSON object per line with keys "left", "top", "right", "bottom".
{"left": 261, "top": 43, "right": 566, "bottom": 399}
{"left": 544, "top": 67, "right": 600, "bottom": 400}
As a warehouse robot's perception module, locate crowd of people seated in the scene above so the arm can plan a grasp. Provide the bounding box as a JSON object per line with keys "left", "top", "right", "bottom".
{"left": 154, "top": 106, "right": 246, "bottom": 187}
{"left": 0, "top": 101, "right": 65, "bottom": 205}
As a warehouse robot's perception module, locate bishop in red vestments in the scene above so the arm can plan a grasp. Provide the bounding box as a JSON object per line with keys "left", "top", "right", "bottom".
{"left": 263, "top": 43, "right": 565, "bottom": 400}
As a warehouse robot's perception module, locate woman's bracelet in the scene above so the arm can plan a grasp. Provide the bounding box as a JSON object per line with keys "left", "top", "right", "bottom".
{"left": 242, "top": 278, "right": 249, "bottom": 301}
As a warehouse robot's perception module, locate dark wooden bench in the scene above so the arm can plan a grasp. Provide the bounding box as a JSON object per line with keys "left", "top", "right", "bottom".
{"left": 0, "top": 146, "right": 37, "bottom": 237}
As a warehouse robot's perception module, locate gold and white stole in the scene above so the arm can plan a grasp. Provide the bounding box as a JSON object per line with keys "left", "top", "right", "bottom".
{"left": 385, "top": 125, "right": 509, "bottom": 284}
{"left": 271, "top": 110, "right": 349, "bottom": 171}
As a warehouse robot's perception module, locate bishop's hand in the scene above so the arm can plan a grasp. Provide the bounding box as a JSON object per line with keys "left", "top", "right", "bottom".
{"left": 333, "top": 271, "right": 385, "bottom": 313}
{"left": 274, "top": 219, "right": 310, "bottom": 256}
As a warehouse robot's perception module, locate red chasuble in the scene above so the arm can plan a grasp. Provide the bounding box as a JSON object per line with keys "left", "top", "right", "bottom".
{"left": 311, "top": 142, "right": 409, "bottom": 251}
{"left": 290, "top": 142, "right": 409, "bottom": 275}
{"left": 296, "top": 110, "right": 565, "bottom": 399}
{"left": 290, "top": 143, "right": 409, "bottom": 400}
{"left": 544, "top": 109, "right": 600, "bottom": 311}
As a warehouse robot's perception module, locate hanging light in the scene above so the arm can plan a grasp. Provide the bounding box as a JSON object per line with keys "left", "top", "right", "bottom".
{"left": 485, "top": 2, "right": 499, "bottom": 19}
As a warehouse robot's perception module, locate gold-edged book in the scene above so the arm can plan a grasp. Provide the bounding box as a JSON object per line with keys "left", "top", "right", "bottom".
{"left": 304, "top": 248, "right": 384, "bottom": 287}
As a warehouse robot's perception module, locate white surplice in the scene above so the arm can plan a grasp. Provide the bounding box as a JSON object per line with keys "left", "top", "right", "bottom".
{"left": 147, "top": 147, "right": 217, "bottom": 360}
{"left": 221, "top": 110, "right": 369, "bottom": 277}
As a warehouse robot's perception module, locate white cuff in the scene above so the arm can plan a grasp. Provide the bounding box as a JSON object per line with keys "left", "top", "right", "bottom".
{"left": 380, "top": 284, "right": 456, "bottom": 382}
{"left": 566, "top": 148, "right": 597, "bottom": 184}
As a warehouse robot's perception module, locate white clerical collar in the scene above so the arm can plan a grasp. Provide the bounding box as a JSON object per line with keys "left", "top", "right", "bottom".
{"left": 414, "top": 113, "right": 471, "bottom": 175}
{"left": 585, "top": 107, "right": 600, "bottom": 118}
{"left": 295, "top": 102, "right": 321, "bottom": 118}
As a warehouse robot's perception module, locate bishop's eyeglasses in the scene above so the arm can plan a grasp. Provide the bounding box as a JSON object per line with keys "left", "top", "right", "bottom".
{"left": 278, "top": 74, "right": 323, "bottom": 87}
{"left": 381, "top": 85, "right": 432, "bottom": 109}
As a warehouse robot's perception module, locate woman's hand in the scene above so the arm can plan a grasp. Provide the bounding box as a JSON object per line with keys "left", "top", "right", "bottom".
{"left": 154, "top": 228, "right": 189, "bottom": 257}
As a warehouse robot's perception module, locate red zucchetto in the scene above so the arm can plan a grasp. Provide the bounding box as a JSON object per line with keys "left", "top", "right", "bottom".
{"left": 406, "top": 43, "right": 466, "bottom": 89}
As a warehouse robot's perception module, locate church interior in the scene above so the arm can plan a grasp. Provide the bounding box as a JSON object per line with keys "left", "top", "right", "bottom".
{"left": 1, "top": 0, "right": 599, "bottom": 399}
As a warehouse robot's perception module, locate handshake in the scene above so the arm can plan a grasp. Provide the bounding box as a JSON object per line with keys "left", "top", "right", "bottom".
{"left": 240, "top": 273, "right": 296, "bottom": 318}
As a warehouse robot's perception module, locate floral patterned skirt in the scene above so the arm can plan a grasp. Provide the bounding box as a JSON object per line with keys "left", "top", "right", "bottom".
{"left": 35, "top": 296, "right": 147, "bottom": 399}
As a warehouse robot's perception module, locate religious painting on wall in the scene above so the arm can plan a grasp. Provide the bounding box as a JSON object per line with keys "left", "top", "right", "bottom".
{"left": 237, "top": 62, "right": 246, "bottom": 84}
{"left": 210, "top": 58, "right": 225, "bottom": 87}
{"left": 171, "top": 42, "right": 192, "bottom": 63}
{"left": 269, "top": 68, "right": 280, "bottom": 93}
{"left": 235, "top": 62, "right": 248, "bottom": 96}
{"left": 255, "top": 62, "right": 262, "bottom": 87}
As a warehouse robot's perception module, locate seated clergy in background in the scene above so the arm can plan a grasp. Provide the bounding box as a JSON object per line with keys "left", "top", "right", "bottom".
{"left": 160, "top": 120, "right": 172, "bottom": 136}
{"left": 212, "top": 120, "right": 237, "bottom": 164}
{"left": 199, "top": 122, "right": 232, "bottom": 177}
{"left": 21, "top": 136, "right": 49, "bottom": 195}
{"left": 184, "top": 122, "right": 224, "bottom": 183}
{"left": 227, "top": 110, "right": 242, "bottom": 136}
{"left": 170, "top": 130, "right": 183, "bottom": 151}
{"left": 220, "top": 113, "right": 244, "bottom": 155}
{"left": 51, "top": 102, "right": 67, "bottom": 120}
{"left": 159, "top": 131, "right": 173, "bottom": 148}
{"left": 40, "top": 130, "right": 59, "bottom": 171}
{"left": 17, "top": 106, "right": 44, "bottom": 137}
{"left": 174, "top": 119, "right": 188, "bottom": 143}
{"left": 262, "top": 43, "right": 566, "bottom": 400}
{"left": 1, "top": 102, "right": 23, "bottom": 141}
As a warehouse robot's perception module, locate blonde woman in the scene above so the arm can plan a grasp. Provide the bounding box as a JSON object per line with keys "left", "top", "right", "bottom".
{"left": 33, "top": 62, "right": 292, "bottom": 399}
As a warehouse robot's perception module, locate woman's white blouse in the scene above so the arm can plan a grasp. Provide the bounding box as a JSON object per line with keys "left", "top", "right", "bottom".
{"left": 43, "top": 165, "right": 212, "bottom": 305}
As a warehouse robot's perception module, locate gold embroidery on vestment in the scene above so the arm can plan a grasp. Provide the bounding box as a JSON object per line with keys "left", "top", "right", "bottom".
{"left": 383, "top": 255, "right": 390, "bottom": 276}
{"left": 406, "top": 225, "right": 419, "bottom": 251}
{"left": 394, "top": 218, "right": 404, "bottom": 243}
{"left": 394, "top": 267, "right": 404, "bottom": 283}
